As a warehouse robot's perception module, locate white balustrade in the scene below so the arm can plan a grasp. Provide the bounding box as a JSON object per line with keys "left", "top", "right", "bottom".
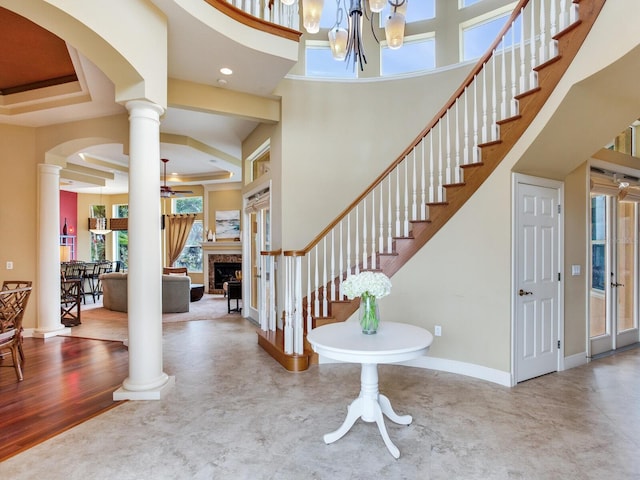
{"left": 223, "top": 0, "right": 299, "bottom": 30}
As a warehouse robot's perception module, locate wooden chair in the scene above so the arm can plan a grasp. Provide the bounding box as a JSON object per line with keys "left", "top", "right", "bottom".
{"left": 1, "top": 281, "right": 32, "bottom": 362}
{"left": 0, "top": 286, "right": 33, "bottom": 381}
{"left": 61, "top": 277, "right": 82, "bottom": 327}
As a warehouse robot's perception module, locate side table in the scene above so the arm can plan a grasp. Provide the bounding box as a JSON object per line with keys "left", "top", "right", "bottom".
{"left": 307, "top": 321, "right": 433, "bottom": 459}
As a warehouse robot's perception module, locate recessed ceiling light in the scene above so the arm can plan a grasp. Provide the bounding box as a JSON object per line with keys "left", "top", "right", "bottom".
{"left": 217, "top": 78, "right": 228, "bottom": 86}
{"left": 220, "top": 67, "right": 233, "bottom": 75}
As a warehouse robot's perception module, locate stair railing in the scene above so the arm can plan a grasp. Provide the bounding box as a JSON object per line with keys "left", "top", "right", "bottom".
{"left": 261, "top": 0, "right": 580, "bottom": 355}
{"left": 221, "top": 0, "right": 300, "bottom": 30}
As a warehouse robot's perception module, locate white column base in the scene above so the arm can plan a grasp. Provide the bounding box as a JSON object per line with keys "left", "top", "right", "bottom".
{"left": 113, "top": 375, "right": 175, "bottom": 401}
{"left": 33, "top": 326, "right": 70, "bottom": 338}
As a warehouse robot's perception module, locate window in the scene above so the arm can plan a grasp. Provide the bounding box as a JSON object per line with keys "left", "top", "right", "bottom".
{"left": 460, "top": 0, "right": 483, "bottom": 8}
{"left": 380, "top": 0, "right": 435, "bottom": 24}
{"left": 113, "top": 204, "right": 128, "bottom": 270}
{"left": 172, "top": 197, "right": 204, "bottom": 272}
{"left": 591, "top": 195, "right": 606, "bottom": 291}
{"left": 306, "top": 42, "right": 357, "bottom": 79}
{"left": 381, "top": 33, "right": 435, "bottom": 76}
{"left": 89, "top": 204, "right": 107, "bottom": 262}
{"left": 461, "top": 9, "right": 515, "bottom": 61}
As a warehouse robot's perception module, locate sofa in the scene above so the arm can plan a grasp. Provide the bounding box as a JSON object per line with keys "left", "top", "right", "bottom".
{"left": 100, "top": 272, "right": 190, "bottom": 313}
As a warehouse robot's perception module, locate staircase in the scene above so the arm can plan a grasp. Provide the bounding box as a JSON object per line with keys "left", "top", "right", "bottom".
{"left": 257, "top": 0, "right": 606, "bottom": 371}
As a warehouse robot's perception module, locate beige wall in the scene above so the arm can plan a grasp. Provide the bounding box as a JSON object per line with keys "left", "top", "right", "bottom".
{"left": 0, "top": 124, "right": 38, "bottom": 328}
{"left": 206, "top": 188, "right": 243, "bottom": 237}
{"left": 564, "top": 163, "right": 589, "bottom": 356}
{"left": 274, "top": 64, "right": 471, "bottom": 250}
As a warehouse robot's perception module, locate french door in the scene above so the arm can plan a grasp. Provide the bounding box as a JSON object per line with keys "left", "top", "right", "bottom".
{"left": 589, "top": 194, "right": 639, "bottom": 356}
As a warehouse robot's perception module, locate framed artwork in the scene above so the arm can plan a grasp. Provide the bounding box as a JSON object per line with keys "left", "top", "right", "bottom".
{"left": 215, "top": 210, "right": 241, "bottom": 239}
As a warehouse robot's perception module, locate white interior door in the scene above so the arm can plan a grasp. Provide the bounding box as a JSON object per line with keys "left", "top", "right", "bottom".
{"left": 514, "top": 178, "right": 562, "bottom": 383}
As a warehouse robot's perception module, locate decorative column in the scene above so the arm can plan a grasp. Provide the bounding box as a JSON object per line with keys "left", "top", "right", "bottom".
{"left": 113, "top": 100, "right": 174, "bottom": 400}
{"left": 34, "top": 164, "right": 67, "bottom": 338}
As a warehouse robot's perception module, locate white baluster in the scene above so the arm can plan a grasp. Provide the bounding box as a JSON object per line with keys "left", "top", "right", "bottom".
{"left": 463, "top": 88, "right": 470, "bottom": 165}
{"left": 370, "top": 190, "right": 376, "bottom": 270}
{"left": 530, "top": 1, "right": 538, "bottom": 88}
{"left": 387, "top": 177, "right": 393, "bottom": 252}
{"left": 307, "top": 253, "right": 312, "bottom": 331}
{"left": 481, "top": 68, "right": 488, "bottom": 144}
{"left": 362, "top": 199, "right": 368, "bottom": 269}
{"left": 314, "top": 247, "right": 320, "bottom": 319}
{"left": 438, "top": 122, "right": 444, "bottom": 201}
{"left": 519, "top": 8, "right": 526, "bottom": 93}
{"left": 339, "top": 222, "right": 344, "bottom": 295}
{"left": 346, "top": 213, "right": 352, "bottom": 279}
{"left": 322, "top": 237, "right": 328, "bottom": 315}
{"left": 559, "top": 0, "right": 569, "bottom": 30}
{"left": 355, "top": 207, "right": 360, "bottom": 274}
{"left": 411, "top": 149, "right": 418, "bottom": 220}
{"left": 500, "top": 39, "right": 507, "bottom": 119}
{"left": 491, "top": 53, "right": 499, "bottom": 141}
{"left": 284, "top": 256, "right": 292, "bottom": 353}
{"left": 294, "top": 256, "right": 303, "bottom": 354}
{"left": 379, "top": 183, "right": 385, "bottom": 254}
{"left": 429, "top": 132, "right": 435, "bottom": 202}
{"left": 445, "top": 112, "right": 452, "bottom": 185}
{"left": 330, "top": 230, "right": 336, "bottom": 302}
{"left": 420, "top": 140, "right": 427, "bottom": 220}
{"left": 455, "top": 101, "right": 461, "bottom": 183}
{"left": 510, "top": 28, "right": 518, "bottom": 117}
{"left": 403, "top": 160, "right": 409, "bottom": 235}
{"left": 538, "top": 0, "right": 547, "bottom": 64}
{"left": 395, "top": 169, "right": 401, "bottom": 237}
{"left": 473, "top": 76, "right": 479, "bottom": 163}
{"left": 549, "top": 0, "right": 558, "bottom": 59}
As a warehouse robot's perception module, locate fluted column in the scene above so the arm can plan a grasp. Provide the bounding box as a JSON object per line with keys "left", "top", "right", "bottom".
{"left": 113, "top": 100, "right": 174, "bottom": 400}
{"left": 34, "top": 164, "right": 67, "bottom": 338}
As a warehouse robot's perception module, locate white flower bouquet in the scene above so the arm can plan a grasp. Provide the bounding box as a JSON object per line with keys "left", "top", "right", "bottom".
{"left": 341, "top": 271, "right": 392, "bottom": 300}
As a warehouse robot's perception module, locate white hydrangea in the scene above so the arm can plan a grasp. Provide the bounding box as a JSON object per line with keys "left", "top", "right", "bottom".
{"left": 341, "top": 271, "right": 392, "bottom": 300}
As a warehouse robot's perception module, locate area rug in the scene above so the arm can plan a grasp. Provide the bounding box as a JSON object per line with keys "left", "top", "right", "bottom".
{"left": 60, "top": 294, "right": 243, "bottom": 342}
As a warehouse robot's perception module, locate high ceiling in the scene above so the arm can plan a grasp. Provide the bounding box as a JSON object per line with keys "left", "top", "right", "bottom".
{"left": 0, "top": 2, "right": 297, "bottom": 194}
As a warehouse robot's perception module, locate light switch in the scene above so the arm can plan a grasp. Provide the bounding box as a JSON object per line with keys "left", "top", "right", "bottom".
{"left": 571, "top": 265, "right": 581, "bottom": 276}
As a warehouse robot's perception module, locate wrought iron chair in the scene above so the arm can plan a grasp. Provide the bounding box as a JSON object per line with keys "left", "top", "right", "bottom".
{"left": 0, "top": 286, "right": 33, "bottom": 381}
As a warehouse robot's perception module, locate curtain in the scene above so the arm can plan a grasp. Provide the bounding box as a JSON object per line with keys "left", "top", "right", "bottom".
{"left": 167, "top": 214, "right": 196, "bottom": 267}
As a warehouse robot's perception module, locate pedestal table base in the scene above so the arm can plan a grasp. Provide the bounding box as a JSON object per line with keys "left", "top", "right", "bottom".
{"left": 323, "top": 363, "right": 411, "bottom": 459}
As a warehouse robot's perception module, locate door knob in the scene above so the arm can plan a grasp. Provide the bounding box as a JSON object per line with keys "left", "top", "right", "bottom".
{"left": 518, "top": 289, "right": 533, "bottom": 296}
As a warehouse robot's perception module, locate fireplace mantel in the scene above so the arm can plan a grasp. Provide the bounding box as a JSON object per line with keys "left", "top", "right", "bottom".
{"left": 201, "top": 241, "right": 242, "bottom": 253}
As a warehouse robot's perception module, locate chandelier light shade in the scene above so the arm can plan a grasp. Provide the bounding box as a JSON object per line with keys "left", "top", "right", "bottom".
{"left": 369, "top": 0, "right": 386, "bottom": 13}
{"left": 302, "top": 0, "right": 324, "bottom": 34}
{"left": 384, "top": 10, "right": 405, "bottom": 49}
{"left": 281, "top": 0, "right": 296, "bottom": 5}
{"left": 328, "top": 26, "right": 348, "bottom": 60}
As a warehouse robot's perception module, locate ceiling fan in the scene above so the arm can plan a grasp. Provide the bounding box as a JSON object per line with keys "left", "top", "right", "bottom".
{"left": 160, "top": 158, "right": 193, "bottom": 198}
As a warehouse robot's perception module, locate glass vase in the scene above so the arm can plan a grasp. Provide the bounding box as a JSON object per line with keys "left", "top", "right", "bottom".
{"left": 359, "top": 293, "right": 380, "bottom": 335}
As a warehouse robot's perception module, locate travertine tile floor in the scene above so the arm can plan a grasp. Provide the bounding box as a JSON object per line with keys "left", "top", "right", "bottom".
{"left": 2, "top": 315, "right": 639, "bottom": 480}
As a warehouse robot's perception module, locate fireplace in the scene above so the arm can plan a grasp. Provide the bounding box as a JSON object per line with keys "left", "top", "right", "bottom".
{"left": 207, "top": 253, "right": 242, "bottom": 293}
{"left": 213, "top": 262, "right": 242, "bottom": 289}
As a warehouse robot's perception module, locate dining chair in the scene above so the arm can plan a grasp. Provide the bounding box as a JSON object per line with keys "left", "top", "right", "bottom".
{"left": 1, "top": 280, "right": 32, "bottom": 362}
{"left": 0, "top": 286, "right": 33, "bottom": 381}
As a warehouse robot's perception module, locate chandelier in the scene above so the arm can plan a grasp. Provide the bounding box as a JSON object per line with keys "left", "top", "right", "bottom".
{"left": 284, "top": 0, "right": 408, "bottom": 71}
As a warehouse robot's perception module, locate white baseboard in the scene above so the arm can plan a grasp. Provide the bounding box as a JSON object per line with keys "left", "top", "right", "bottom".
{"left": 562, "top": 351, "right": 589, "bottom": 370}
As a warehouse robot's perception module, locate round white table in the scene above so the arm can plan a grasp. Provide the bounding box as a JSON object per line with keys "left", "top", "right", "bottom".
{"left": 307, "top": 321, "right": 433, "bottom": 459}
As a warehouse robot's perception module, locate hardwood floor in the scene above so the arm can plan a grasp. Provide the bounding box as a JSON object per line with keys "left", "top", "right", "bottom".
{"left": 0, "top": 336, "right": 129, "bottom": 461}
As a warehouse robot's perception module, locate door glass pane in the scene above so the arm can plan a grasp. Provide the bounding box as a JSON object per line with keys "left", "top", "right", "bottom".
{"left": 250, "top": 212, "right": 258, "bottom": 311}
{"left": 617, "top": 201, "right": 636, "bottom": 332}
{"left": 590, "top": 195, "right": 607, "bottom": 337}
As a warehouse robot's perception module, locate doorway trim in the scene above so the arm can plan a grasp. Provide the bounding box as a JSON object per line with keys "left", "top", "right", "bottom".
{"left": 511, "top": 173, "right": 565, "bottom": 385}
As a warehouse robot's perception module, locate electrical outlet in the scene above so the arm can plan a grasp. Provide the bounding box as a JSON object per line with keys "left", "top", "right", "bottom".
{"left": 6, "top": 261, "right": 13, "bottom": 270}
{"left": 434, "top": 325, "right": 442, "bottom": 337}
